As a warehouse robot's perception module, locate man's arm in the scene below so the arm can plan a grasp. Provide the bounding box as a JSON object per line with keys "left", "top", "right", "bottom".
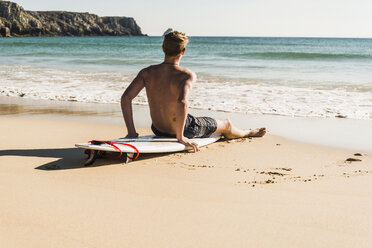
{"left": 176, "top": 73, "right": 199, "bottom": 152}
{"left": 121, "top": 69, "right": 146, "bottom": 138}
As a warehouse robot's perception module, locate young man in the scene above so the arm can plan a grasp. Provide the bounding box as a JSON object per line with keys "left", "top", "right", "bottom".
{"left": 121, "top": 31, "right": 266, "bottom": 152}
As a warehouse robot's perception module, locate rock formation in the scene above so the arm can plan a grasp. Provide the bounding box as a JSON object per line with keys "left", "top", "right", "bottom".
{"left": 0, "top": 1, "right": 144, "bottom": 37}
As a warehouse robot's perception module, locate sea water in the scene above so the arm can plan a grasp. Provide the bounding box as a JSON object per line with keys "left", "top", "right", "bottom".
{"left": 0, "top": 36, "right": 371, "bottom": 120}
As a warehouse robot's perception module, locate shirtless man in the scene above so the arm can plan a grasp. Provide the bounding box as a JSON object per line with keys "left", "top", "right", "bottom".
{"left": 121, "top": 31, "right": 266, "bottom": 152}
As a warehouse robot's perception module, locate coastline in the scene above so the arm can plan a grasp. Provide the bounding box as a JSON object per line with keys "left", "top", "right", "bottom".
{"left": 2, "top": 96, "right": 371, "bottom": 152}
{"left": 1, "top": 98, "right": 372, "bottom": 247}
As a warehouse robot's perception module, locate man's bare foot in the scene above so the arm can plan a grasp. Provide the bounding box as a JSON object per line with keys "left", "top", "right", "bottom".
{"left": 245, "top": 127, "right": 266, "bottom": 138}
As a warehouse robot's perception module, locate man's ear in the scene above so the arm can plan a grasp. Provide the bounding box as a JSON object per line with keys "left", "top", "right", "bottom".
{"left": 181, "top": 48, "right": 186, "bottom": 55}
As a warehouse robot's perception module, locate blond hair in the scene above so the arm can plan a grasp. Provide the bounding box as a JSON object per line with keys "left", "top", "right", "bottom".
{"left": 162, "top": 31, "right": 189, "bottom": 56}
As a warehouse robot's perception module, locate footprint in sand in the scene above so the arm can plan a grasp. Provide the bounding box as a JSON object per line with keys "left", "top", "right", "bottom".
{"left": 345, "top": 158, "right": 362, "bottom": 162}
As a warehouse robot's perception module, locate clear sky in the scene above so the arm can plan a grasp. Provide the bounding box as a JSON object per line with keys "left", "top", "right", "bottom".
{"left": 14, "top": 0, "right": 372, "bottom": 37}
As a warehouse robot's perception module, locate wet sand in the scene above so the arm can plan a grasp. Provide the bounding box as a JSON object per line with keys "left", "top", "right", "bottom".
{"left": 2, "top": 95, "right": 372, "bottom": 152}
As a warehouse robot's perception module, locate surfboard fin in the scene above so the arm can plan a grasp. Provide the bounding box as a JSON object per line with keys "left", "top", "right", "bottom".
{"left": 125, "top": 153, "right": 134, "bottom": 163}
{"left": 85, "top": 150, "right": 98, "bottom": 166}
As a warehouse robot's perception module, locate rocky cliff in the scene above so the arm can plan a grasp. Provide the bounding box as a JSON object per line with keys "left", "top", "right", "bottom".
{"left": 0, "top": 1, "right": 144, "bottom": 37}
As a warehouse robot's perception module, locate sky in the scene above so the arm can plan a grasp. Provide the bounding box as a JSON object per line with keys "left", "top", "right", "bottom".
{"left": 14, "top": 0, "right": 372, "bottom": 38}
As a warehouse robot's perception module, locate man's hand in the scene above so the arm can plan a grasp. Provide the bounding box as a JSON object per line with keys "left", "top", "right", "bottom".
{"left": 124, "top": 132, "right": 139, "bottom": 139}
{"left": 178, "top": 136, "right": 199, "bottom": 153}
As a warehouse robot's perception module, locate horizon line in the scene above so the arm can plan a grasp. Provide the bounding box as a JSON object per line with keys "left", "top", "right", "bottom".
{"left": 2, "top": 35, "right": 372, "bottom": 39}
{"left": 146, "top": 35, "right": 372, "bottom": 39}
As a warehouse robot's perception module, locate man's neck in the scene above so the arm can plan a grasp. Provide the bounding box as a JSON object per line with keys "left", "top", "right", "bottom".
{"left": 163, "top": 55, "right": 182, "bottom": 66}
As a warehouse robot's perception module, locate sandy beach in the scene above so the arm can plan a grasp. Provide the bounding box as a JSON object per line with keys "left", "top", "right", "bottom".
{"left": 1, "top": 99, "right": 372, "bottom": 247}
{"left": 2, "top": 2, "right": 372, "bottom": 247}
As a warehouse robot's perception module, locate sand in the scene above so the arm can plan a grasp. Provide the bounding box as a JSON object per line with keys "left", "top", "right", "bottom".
{"left": 1, "top": 115, "right": 372, "bottom": 248}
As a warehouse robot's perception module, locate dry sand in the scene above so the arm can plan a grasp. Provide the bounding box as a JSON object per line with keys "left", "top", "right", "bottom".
{"left": 1, "top": 116, "right": 372, "bottom": 247}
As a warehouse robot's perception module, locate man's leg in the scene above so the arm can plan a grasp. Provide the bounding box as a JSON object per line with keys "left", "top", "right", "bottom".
{"left": 213, "top": 118, "right": 266, "bottom": 139}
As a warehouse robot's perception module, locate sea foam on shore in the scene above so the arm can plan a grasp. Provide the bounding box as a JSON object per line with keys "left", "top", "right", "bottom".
{"left": 1, "top": 64, "right": 371, "bottom": 120}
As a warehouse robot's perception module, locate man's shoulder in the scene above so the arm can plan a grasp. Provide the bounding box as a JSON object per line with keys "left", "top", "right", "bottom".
{"left": 137, "top": 65, "right": 158, "bottom": 79}
{"left": 139, "top": 64, "right": 164, "bottom": 75}
{"left": 178, "top": 67, "right": 196, "bottom": 81}
{"left": 139, "top": 65, "right": 155, "bottom": 73}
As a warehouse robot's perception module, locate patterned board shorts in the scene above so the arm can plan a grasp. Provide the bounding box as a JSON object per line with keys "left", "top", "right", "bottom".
{"left": 151, "top": 114, "right": 218, "bottom": 139}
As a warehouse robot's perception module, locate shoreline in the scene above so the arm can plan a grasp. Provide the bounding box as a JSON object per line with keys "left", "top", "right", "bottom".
{"left": 1, "top": 95, "right": 372, "bottom": 152}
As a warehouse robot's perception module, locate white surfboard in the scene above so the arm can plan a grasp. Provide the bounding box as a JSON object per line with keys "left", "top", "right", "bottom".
{"left": 75, "top": 134, "right": 221, "bottom": 165}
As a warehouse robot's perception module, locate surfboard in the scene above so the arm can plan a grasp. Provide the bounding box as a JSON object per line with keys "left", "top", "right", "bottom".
{"left": 75, "top": 134, "right": 221, "bottom": 166}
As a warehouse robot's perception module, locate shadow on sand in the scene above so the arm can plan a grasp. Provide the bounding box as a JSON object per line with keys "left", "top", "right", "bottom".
{"left": 0, "top": 148, "right": 169, "bottom": 171}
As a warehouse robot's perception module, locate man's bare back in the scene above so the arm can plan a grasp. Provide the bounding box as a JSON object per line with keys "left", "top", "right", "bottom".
{"left": 142, "top": 63, "right": 194, "bottom": 135}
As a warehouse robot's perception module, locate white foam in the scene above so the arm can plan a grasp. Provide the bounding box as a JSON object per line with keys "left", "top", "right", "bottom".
{"left": 1, "top": 65, "right": 371, "bottom": 120}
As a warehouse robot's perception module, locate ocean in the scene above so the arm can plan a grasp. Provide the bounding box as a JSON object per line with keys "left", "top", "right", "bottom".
{"left": 0, "top": 36, "right": 371, "bottom": 120}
